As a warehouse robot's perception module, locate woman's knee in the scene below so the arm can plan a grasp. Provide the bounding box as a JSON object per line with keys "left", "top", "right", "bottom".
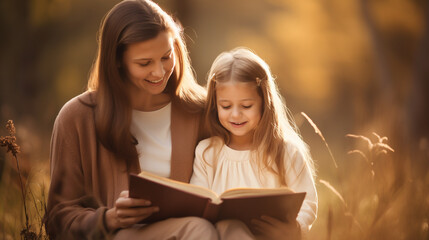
{"left": 216, "top": 219, "right": 248, "bottom": 231}
{"left": 216, "top": 219, "right": 254, "bottom": 240}
{"left": 179, "top": 217, "right": 218, "bottom": 240}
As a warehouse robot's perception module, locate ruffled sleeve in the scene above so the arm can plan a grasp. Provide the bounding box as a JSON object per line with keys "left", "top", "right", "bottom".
{"left": 284, "top": 145, "right": 318, "bottom": 236}
{"left": 190, "top": 139, "right": 212, "bottom": 189}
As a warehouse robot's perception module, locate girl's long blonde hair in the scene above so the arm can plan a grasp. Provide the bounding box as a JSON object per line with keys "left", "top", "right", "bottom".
{"left": 204, "top": 47, "right": 315, "bottom": 185}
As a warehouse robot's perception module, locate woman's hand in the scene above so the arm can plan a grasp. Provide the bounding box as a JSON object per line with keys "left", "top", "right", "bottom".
{"left": 251, "top": 216, "right": 301, "bottom": 240}
{"left": 105, "top": 190, "right": 159, "bottom": 232}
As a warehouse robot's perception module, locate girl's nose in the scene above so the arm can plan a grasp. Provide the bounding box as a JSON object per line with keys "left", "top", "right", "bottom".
{"left": 231, "top": 107, "right": 241, "bottom": 118}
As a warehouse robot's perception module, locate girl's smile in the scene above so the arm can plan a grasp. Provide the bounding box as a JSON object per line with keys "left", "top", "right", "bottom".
{"left": 230, "top": 121, "right": 248, "bottom": 127}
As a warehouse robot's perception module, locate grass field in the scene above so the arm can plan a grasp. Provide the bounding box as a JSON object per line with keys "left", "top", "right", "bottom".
{"left": 1, "top": 117, "right": 428, "bottom": 240}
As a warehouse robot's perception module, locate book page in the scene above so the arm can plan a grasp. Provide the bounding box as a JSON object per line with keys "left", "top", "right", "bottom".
{"left": 219, "top": 187, "right": 295, "bottom": 199}
{"left": 138, "top": 171, "right": 220, "bottom": 202}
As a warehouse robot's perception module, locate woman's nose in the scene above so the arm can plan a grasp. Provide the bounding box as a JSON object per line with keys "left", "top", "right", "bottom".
{"left": 151, "top": 61, "right": 165, "bottom": 78}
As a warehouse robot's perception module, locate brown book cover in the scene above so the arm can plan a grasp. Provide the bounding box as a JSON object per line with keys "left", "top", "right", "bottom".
{"left": 129, "top": 171, "right": 306, "bottom": 229}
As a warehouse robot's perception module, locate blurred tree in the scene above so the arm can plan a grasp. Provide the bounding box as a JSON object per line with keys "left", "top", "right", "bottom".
{"left": 407, "top": 0, "right": 429, "bottom": 172}
{"left": 1, "top": 0, "right": 116, "bottom": 144}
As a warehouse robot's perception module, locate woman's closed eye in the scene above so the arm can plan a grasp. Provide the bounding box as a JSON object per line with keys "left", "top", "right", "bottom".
{"left": 162, "top": 54, "right": 172, "bottom": 61}
{"left": 162, "top": 51, "right": 173, "bottom": 61}
{"left": 136, "top": 54, "right": 171, "bottom": 66}
{"left": 138, "top": 61, "right": 151, "bottom": 67}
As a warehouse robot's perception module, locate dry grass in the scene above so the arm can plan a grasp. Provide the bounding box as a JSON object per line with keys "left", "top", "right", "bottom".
{"left": 302, "top": 112, "right": 429, "bottom": 240}
{"left": 0, "top": 120, "right": 48, "bottom": 240}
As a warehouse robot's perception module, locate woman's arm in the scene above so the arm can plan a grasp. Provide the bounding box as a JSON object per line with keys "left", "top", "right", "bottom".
{"left": 46, "top": 101, "right": 108, "bottom": 238}
{"left": 47, "top": 98, "right": 159, "bottom": 238}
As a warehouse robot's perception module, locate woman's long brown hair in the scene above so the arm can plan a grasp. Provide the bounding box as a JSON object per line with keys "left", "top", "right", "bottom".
{"left": 87, "top": 0, "right": 205, "bottom": 161}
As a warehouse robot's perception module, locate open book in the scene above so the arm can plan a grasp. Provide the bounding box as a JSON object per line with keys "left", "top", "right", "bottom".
{"left": 129, "top": 171, "right": 306, "bottom": 229}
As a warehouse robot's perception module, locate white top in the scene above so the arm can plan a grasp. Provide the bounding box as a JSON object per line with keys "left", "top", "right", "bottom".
{"left": 130, "top": 103, "right": 172, "bottom": 178}
{"left": 190, "top": 137, "right": 318, "bottom": 234}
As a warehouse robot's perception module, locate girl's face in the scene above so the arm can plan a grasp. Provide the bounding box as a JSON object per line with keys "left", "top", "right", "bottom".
{"left": 216, "top": 81, "right": 262, "bottom": 148}
{"left": 121, "top": 31, "right": 175, "bottom": 98}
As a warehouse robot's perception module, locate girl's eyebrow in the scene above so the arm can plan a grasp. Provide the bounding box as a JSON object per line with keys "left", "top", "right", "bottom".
{"left": 134, "top": 49, "right": 172, "bottom": 61}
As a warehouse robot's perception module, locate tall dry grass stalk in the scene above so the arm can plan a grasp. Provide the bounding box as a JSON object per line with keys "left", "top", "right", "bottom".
{"left": 0, "top": 120, "right": 47, "bottom": 240}
{"left": 301, "top": 112, "right": 337, "bottom": 169}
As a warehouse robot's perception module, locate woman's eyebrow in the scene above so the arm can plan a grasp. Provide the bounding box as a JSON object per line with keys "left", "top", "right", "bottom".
{"left": 134, "top": 49, "right": 172, "bottom": 61}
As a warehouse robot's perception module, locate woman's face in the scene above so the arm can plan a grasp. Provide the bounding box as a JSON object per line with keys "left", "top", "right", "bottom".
{"left": 121, "top": 31, "right": 176, "bottom": 97}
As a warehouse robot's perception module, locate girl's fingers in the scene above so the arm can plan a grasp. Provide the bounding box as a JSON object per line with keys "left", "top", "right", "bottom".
{"left": 260, "top": 215, "right": 283, "bottom": 227}
{"left": 251, "top": 218, "right": 274, "bottom": 232}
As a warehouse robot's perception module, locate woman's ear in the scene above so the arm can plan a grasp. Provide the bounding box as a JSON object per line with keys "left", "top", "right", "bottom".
{"left": 116, "top": 55, "right": 123, "bottom": 68}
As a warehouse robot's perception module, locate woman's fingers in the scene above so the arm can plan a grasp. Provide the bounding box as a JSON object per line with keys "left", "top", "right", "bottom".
{"left": 116, "top": 196, "right": 151, "bottom": 208}
{"left": 119, "top": 190, "right": 129, "bottom": 198}
{"left": 116, "top": 206, "right": 159, "bottom": 218}
{"left": 110, "top": 191, "right": 160, "bottom": 228}
{"left": 116, "top": 207, "right": 159, "bottom": 227}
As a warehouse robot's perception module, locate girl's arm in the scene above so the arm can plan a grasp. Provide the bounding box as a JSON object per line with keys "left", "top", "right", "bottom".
{"left": 284, "top": 147, "right": 318, "bottom": 234}
{"left": 189, "top": 139, "right": 212, "bottom": 188}
{"left": 252, "top": 147, "right": 317, "bottom": 240}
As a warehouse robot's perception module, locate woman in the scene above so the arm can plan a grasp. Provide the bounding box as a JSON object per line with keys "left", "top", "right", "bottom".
{"left": 46, "top": 0, "right": 218, "bottom": 239}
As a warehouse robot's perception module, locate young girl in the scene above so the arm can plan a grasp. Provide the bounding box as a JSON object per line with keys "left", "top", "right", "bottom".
{"left": 191, "top": 47, "right": 317, "bottom": 239}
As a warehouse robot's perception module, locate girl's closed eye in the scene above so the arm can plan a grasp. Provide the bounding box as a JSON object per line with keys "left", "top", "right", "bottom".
{"left": 221, "top": 105, "right": 231, "bottom": 109}
{"left": 242, "top": 105, "right": 252, "bottom": 109}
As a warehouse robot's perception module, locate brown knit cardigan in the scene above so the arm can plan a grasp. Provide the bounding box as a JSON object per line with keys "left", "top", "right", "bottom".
{"left": 46, "top": 91, "right": 204, "bottom": 239}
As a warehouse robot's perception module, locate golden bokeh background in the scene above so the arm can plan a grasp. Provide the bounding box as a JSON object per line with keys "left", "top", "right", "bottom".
{"left": 0, "top": 0, "right": 428, "bottom": 239}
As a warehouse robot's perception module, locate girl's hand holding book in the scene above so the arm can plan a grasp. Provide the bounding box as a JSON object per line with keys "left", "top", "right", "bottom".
{"left": 251, "top": 215, "right": 301, "bottom": 240}
{"left": 104, "top": 190, "right": 160, "bottom": 232}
